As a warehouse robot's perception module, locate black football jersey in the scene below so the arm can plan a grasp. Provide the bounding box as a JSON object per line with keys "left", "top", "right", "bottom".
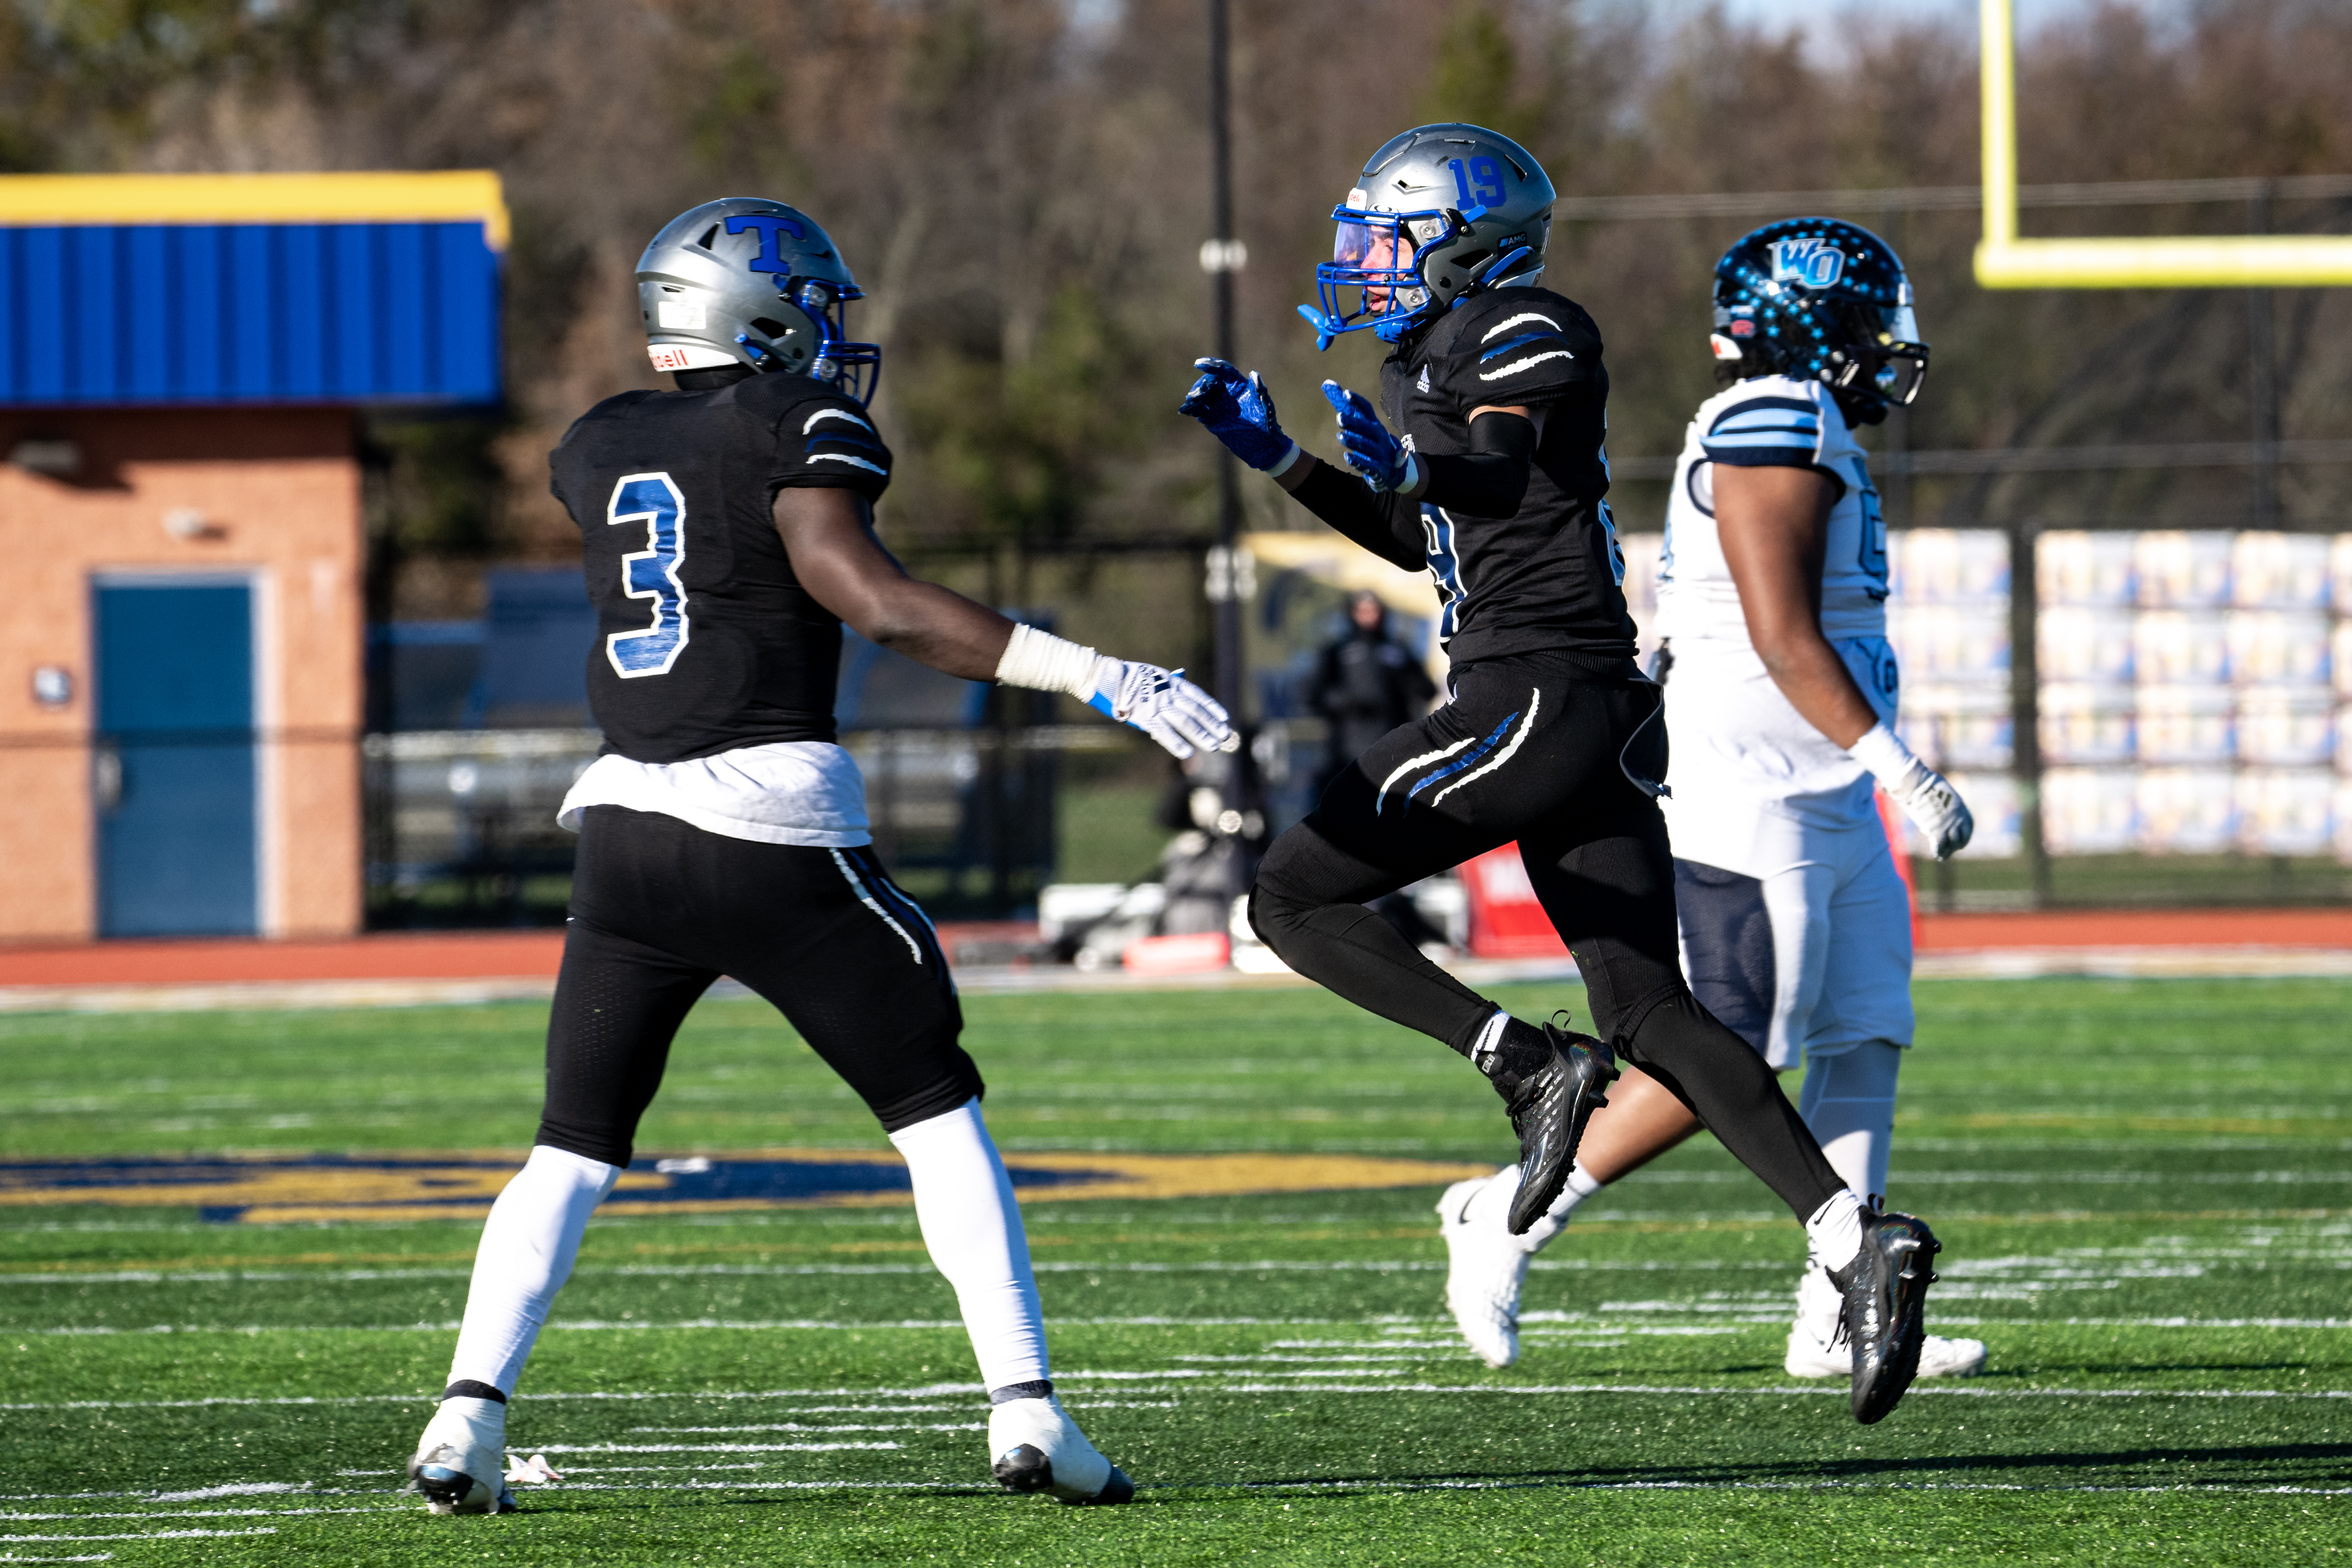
{"left": 1380, "top": 286, "right": 1637, "bottom": 665}
{"left": 548, "top": 371, "right": 891, "bottom": 764}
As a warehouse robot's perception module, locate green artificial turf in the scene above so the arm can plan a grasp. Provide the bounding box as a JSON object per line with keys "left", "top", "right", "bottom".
{"left": 0, "top": 978, "right": 2347, "bottom": 1564}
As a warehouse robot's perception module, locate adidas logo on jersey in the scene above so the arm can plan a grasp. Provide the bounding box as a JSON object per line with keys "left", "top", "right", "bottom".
{"left": 1417, "top": 364, "right": 1431, "bottom": 393}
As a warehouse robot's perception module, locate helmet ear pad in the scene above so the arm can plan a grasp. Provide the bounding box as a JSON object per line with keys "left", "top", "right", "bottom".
{"left": 1410, "top": 208, "right": 1552, "bottom": 312}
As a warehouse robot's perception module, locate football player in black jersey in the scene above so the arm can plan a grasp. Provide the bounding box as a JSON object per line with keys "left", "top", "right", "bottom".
{"left": 1181, "top": 126, "right": 1939, "bottom": 1424}
{"left": 407, "top": 198, "right": 1232, "bottom": 1514}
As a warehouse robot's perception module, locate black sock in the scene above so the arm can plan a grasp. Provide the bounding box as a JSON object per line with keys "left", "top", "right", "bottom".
{"left": 1473, "top": 1015, "right": 1556, "bottom": 1095}
{"left": 989, "top": 1379, "right": 1054, "bottom": 1404}
{"left": 442, "top": 1379, "right": 507, "bottom": 1404}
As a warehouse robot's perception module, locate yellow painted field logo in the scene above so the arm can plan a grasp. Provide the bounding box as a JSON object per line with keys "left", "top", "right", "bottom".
{"left": 0, "top": 1150, "right": 1492, "bottom": 1225}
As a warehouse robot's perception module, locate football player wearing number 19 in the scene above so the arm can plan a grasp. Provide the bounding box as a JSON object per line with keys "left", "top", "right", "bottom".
{"left": 1435, "top": 219, "right": 1972, "bottom": 1395}
{"left": 405, "top": 198, "right": 1231, "bottom": 1514}
{"left": 1181, "top": 127, "right": 1941, "bottom": 1426}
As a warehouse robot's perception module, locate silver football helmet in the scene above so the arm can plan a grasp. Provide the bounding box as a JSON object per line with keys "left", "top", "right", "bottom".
{"left": 635, "top": 198, "right": 880, "bottom": 402}
{"left": 1303, "top": 124, "right": 1557, "bottom": 348}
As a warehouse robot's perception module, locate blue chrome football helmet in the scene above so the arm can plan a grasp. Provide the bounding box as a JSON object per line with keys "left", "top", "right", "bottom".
{"left": 1299, "top": 123, "right": 1555, "bottom": 349}
{"left": 636, "top": 198, "right": 882, "bottom": 404}
{"left": 1710, "top": 217, "right": 1927, "bottom": 422}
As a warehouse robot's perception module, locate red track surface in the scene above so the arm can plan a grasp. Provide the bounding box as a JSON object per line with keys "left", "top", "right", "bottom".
{"left": 1915, "top": 907, "right": 2352, "bottom": 951}
{"left": 0, "top": 931, "right": 568, "bottom": 987}
{"left": 0, "top": 907, "right": 2346, "bottom": 989}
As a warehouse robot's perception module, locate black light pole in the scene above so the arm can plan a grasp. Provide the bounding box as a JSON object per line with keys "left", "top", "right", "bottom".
{"left": 1206, "top": 0, "right": 1244, "bottom": 726}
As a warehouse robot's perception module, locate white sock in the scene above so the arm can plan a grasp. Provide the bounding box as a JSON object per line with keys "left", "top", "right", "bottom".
{"left": 1804, "top": 1188, "right": 1866, "bottom": 1274}
{"left": 447, "top": 1144, "right": 621, "bottom": 1395}
{"left": 889, "top": 1097, "right": 1048, "bottom": 1393}
{"left": 1798, "top": 1040, "right": 1902, "bottom": 1205}
{"left": 1464, "top": 1161, "right": 1602, "bottom": 1252}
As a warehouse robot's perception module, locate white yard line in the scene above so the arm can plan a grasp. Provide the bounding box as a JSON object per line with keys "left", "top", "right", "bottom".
{"left": 1225, "top": 1476, "right": 2352, "bottom": 1496}
{"left": 5, "top": 1238, "right": 2345, "bottom": 1290}
{"left": 0, "top": 1530, "right": 275, "bottom": 1542}
{"left": 533, "top": 1441, "right": 904, "bottom": 1455}
{"left": 624, "top": 1424, "right": 983, "bottom": 1435}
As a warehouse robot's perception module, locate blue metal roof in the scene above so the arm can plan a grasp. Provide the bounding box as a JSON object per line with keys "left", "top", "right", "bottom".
{"left": 0, "top": 218, "right": 501, "bottom": 408}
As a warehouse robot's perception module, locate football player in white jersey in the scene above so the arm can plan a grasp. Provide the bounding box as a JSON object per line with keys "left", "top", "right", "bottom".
{"left": 1436, "top": 219, "right": 1984, "bottom": 1380}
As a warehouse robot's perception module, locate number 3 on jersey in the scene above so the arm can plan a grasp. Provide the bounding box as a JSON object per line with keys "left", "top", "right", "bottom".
{"left": 605, "top": 472, "right": 690, "bottom": 678}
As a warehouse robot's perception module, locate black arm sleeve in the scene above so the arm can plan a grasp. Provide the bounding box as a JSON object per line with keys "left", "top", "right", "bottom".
{"left": 1287, "top": 461, "right": 1424, "bottom": 571}
{"left": 1417, "top": 411, "right": 1537, "bottom": 519}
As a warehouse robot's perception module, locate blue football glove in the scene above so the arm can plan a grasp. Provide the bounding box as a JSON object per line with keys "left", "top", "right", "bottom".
{"left": 1179, "top": 358, "right": 1297, "bottom": 472}
{"left": 1083, "top": 657, "right": 1237, "bottom": 761}
{"left": 1321, "top": 381, "right": 1418, "bottom": 494}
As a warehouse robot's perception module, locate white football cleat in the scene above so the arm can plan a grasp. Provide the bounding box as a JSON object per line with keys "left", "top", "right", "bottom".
{"left": 1784, "top": 1260, "right": 1984, "bottom": 1381}
{"left": 407, "top": 1396, "right": 518, "bottom": 1515}
{"left": 1783, "top": 1316, "right": 1988, "bottom": 1380}
{"left": 988, "top": 1395, "right": 1134, "bottom": 1505}
{"left": 1438, "top": 1171, "right": 1532, "bottom": 1370}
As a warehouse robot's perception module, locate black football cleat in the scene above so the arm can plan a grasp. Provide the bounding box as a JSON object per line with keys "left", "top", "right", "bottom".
{"left": 1497, "top": 1020, "right": 1618, "bottom": 1236}
{"left": 1828, "top": 1209, "right": 1942, "bottom": 1424}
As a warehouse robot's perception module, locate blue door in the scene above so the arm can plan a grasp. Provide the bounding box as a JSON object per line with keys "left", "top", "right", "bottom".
{"left": 94, "top": 578, "right": 259, "bottom": 937}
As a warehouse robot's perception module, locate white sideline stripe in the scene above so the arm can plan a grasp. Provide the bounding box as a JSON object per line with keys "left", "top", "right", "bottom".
{"left": 1915, "top": 946, "right": 2352, "bottom": 980}
{"left": 0, "top": 1530, "right": 273, "bottom": 1542}
{"left": 15, "top": 948, "right": 2352, "bottom": 1013}
{"left": 0, "top": 1556, "right": 115, "bottom": 1563}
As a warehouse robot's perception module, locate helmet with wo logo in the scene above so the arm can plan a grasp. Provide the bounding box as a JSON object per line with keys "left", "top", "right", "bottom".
{"left": 1710, "top": 217, "right": 1927, "bottom": 423}
{"left": 635, "top": 198, "right": 881, "bottom": 403}
{"left": 1300, "top": 123, "right": 1556, "bottom": 349}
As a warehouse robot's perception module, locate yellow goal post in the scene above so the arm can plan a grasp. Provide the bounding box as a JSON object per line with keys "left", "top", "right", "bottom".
{"left": 1976, "top": 0, "right": 2352, "bottom": 287}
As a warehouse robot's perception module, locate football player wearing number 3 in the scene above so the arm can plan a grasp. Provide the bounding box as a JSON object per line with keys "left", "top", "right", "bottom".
{"left": 1181, "top": 129, "right": 1942, "bottom": 1426}
{"left": 406, "top": 198, "right": 1227, "bottom": 1514}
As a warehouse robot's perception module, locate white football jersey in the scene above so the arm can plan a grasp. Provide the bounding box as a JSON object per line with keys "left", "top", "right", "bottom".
{"left": 1653, "top": 375, "right": 1888, "bottom": 645}
{"left": 1653, "top": 376, "right": 1897, "bottom": 834}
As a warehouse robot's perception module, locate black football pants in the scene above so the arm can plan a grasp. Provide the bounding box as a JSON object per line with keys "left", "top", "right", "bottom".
{"left": 1249, "top": 650, "right": 1842, "bottom": 1222}
{"left": 535, "top": 805, "right": 982, "bottom": 1168}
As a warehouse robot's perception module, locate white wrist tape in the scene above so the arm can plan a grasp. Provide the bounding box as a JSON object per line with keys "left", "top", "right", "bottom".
{"left": 1266, "top": 441, "right": 1304, "bottom": 479}
{"left": 994, "top": 623, "right": 1103, "bottom": 699}
{"left": 1397, "top": 452, "right": 1421, "bottom": 495}
{"left": 1847, "top": 721, "right": 1923, "bottom": 793}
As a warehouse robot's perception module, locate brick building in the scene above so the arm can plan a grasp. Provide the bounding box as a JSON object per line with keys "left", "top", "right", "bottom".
{"left": 0, "top": 173, "right": 504, "bottom": 941}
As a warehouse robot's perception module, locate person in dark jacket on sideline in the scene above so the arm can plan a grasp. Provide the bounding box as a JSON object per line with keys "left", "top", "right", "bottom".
{"left": 1306, "top": 590, "right": 1436, "bottom": 798}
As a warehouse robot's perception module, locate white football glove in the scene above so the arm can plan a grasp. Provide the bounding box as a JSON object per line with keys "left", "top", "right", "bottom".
{"left": 1851, "top": 722, "right": 1972, "bottom": 860}
{"left": 1085, "top": 657, "right": 1237, "bottom": 760}
{"left": 993, "top": 623, "right": 1238, "bottom": 761}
